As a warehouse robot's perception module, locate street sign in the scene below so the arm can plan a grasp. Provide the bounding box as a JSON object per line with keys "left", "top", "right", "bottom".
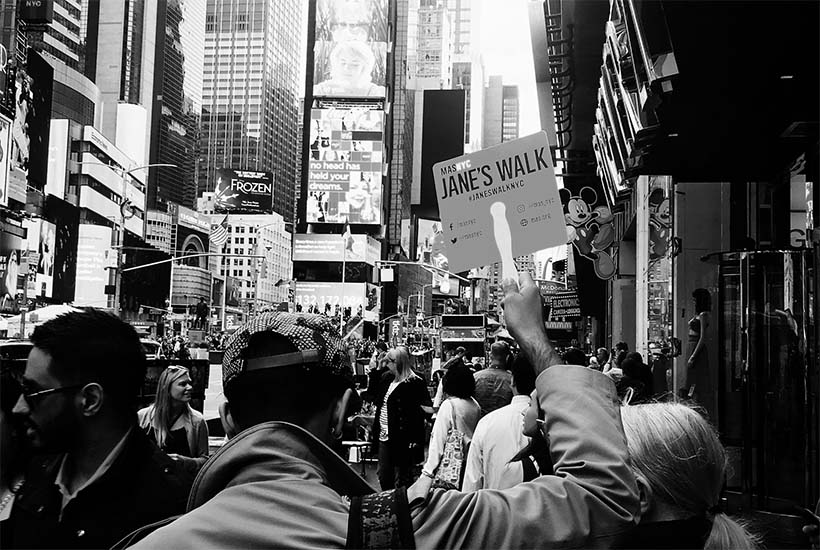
{"left": 432, "top": 131, "right": 566, "bottom": 272}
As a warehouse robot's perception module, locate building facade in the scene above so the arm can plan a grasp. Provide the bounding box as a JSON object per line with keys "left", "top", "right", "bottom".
{"left": 199, "top": 0, "right": 302, "bottom": 223}
{"left": 147, "top": 0, "right": 206, "bottom": 211}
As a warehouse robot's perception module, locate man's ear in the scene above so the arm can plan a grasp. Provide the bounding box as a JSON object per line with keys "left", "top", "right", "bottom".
{"left": 331, "top": 388, "right": 355, "bottom": 437}
{"left": 634, "top": 474, "right": 654, "bottom": 519}
{"left": 80, "top": 383, "right": 104, "bottom": 416}
{"left": 219, "top": 401, "right": 239, "bottom": 439}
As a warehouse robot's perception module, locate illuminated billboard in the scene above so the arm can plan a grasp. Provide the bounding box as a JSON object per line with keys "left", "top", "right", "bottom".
{"left": 293, "top": 233, "right": 380, "bottom": 265}
{"left": 294, "top": 281, "right": 369, "bottom": 317}
{"left": 307, "top": 104, "right": 383, "bottom": 224}
{"left": 313, "top": 0, "right": 388, "bottom": 99}
{"left": 416, "top": 218, "right": 451, "bottom": 292}
{"left": 225, "top": 276, "right": 241, "bottom": 307}
{"left": 9, "top": 50, "right": 52, "bottom": 192}
{"left": 23, "top": 218, "right": 56, "bottom": 298}
{"left": 0, "top": 225, "right": 23, "bottom": 314}
{"left": 0, "top": 114, "right": 10, "bottom": 207}
{"left": 214, "top": 169, "right": 273, "bottom": 213}
{"left": 74, "top": 224, "right": 112, "bottom": 307}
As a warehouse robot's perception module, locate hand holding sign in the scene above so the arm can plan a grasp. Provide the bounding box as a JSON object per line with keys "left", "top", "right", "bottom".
{"left": 501, "top": 272, "right": 563, "bottom": 374}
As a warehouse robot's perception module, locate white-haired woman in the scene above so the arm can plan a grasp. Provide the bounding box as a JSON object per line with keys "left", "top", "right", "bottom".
{"left": 616, "top": 402, "right": 759, "bottom": 549}
{"left": 138, "top": 365, "right": 209, "bottom": 473}
{"left": 314, "top": 40, "right": 385, "bottom": 97}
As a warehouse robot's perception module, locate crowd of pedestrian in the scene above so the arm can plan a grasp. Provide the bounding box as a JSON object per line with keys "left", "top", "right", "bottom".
{"left": 0, "top": 273, "right": 815, "bottom": 548}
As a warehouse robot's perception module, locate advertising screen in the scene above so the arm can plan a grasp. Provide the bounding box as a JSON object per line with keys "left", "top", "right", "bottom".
{"left": 307, "top": 104, "right": 383, "bottom": 224}
{"left": 313, "top": 0, "right": 388, "bottom": 99}
{"left": 415, "top": 218, "right": 451, "bottom": 292}
{"left": 9, "top": 50, "right": 52, "bottom": 191}
{"left": 0, "top": 226, "right": 23, "bottom": 314}
{"left": 0, "top": 114, "right": 10, "bottom": 207}
{"left": 23, "top": 218, "right": 56, "bottom": 298}
{"left": 74, "top": 224, "right": 111, "bottom": 308}
{"left": 46, "top": 194, "right": 79, "bottom": 303}
{"left": 214, "top": 169, "right": 273, "bottom": 213}
{"left": 294, "top": 281, "right": 368, "bottom": 316}
{"left": 225, "top": 276, "right": 241, "bottom": 307}
{"left": 293, "top": 233, "right": 380, "bottom": 265}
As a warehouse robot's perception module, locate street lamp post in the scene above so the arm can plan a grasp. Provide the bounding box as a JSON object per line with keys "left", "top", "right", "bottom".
{"left": 75, "top": 161, "right": 177, "bottom": 317}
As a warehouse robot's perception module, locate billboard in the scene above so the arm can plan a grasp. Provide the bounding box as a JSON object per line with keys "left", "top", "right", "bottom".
{"left": 415, "top": 218, "right": 451, "bottom": 292}
{"left": 46, "top": 118, "right": 69, "bottom": 200}
{"left": 74, "top": 224, "right": 112, "bottom": 307}
{"left": 0, "top": 224, "right": 23, "bottom": 314}
{"left": 294, "top": 281, "right": 369, "bottom": 317}
{"left": 46, "top": 195, "right": 79, "bottom": 303}
{"left": 23, "top": 218, "right": 56, "bottom": 298}
{"left": 313, "top": 0, "right": 388, "bottom": 99}
{"left": 18, "top": 0, "right": 54, "bottom": 24}
{"left": 307, "top": 104, "right": 383, "bottom": 224}
{"left": 214, "top": 169, "right": 273, "bottom": 213}
{"left": 9, "top": 50, "right": 52, "bottom": 192}
{"left": 225, "top": 276, "right": 241, "bottom": 307}
{"left": 0, "top": 114, "right": 10, "bottom": 207}
{"left": 293, "top": 233, "right": 380, "bottom": 265}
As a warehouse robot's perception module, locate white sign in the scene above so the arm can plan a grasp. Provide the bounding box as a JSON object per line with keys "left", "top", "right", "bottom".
{"left": 433, "top": 131, "right": 565, "bottom": 272}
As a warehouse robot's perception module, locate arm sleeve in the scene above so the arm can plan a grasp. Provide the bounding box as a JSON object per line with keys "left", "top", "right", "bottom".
{"left": 461, "top": 420, "right": 485, "bottom": 491}
{"left": 433, "top": 380, "right": 445, "bottom": 410}
{"left": 412, "top": 366, "right": 639, "bottom": 549}
{"left": 422, "top": 399, "right": 452, "bottom": 475}
{"left": 195, "top": 415, "right": 210, "bottom": 459}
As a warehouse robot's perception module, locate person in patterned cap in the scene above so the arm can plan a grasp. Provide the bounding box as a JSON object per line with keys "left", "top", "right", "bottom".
{"left": 127, "top": 312, "right": 375, "bottom": 549}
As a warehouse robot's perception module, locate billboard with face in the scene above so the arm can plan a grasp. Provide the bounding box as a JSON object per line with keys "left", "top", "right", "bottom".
{"left": 9, "top": 51, "right": 52, "bottom": 193}
{"left": 313, "top": 0, "right": 388, "bottom": 99}
{"left": 0, "top": 114, "right": 10, "bottom": 207}
{"left": 0, "top": 226, "right": 23, "bottom": 314}
{"left": 23, "top": 218, "right": 56, "bottom": 298}
{"left": 307, "top": 104, "right": 383, "bottom": 224}
{"left": 225, "top": 276, "right": 241, "bottom": 307}
{"left": 214, "top": 169, "right": 274, "bottom": 213}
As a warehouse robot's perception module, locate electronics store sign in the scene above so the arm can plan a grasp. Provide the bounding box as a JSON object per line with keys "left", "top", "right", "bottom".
{"left": 548, "top": 290, "right": 581, "bottom": 321}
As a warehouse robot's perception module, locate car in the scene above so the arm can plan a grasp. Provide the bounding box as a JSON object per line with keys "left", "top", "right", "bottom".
{"left": 0, "top": 339, "right": 33, "bottom": 361}
{"left": 140, "top": 338, "right": 164, "bottom": 360}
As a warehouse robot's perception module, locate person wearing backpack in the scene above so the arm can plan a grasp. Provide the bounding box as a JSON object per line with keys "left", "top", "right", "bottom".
{"left": 418, "top": 363, "right": 481, "bottom": 491}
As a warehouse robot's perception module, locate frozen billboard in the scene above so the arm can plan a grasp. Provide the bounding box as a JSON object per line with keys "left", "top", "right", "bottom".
{"left": 313, "top": 0, "right": 388, "bottom": 99}
{"left": 214, "top": 169, "right": 273, "bottom": 213}
{"left": 306, "top": 104, "right": 383, "bottom": 224}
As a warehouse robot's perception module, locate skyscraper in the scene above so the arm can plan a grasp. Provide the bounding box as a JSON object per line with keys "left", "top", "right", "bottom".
{"left": 199, "top": 0, "right": 303, "bottom": 223}
{"left": 147, "top": 0, "right": 205, "bottom": 210}
{"left": 502, "top": 84, "right": 519, "bottom": 142}
{"left": 83, "top": 0, "right": 159, "bottom": 162}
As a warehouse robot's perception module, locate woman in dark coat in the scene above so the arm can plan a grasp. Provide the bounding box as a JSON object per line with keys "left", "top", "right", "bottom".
{"left": 372, "top": 345, "right": 433, "bottom": 489}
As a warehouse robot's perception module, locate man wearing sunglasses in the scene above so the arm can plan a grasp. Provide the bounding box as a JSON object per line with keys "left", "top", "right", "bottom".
{"left": 6, "top": 309, "right": 190, "bottom": 549}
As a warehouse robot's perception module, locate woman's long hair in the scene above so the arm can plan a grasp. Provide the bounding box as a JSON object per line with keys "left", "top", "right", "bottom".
{"left": 150, "top": 365, "right": 192, "bottom": 450}
{"left": 391, "top": 346, "right": 417, "bottom": 383}
{"left": 621, "top": 403, "right": 759, "bottom": 549}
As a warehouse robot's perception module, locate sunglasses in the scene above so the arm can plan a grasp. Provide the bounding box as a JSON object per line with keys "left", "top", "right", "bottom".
{"left": 14, "top": 377, "right": 86, "bottom": 408}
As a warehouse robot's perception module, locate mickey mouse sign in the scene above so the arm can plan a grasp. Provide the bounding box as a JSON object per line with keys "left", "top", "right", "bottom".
{"left": 559, "top": 186, "right": 616, "bottom": 279}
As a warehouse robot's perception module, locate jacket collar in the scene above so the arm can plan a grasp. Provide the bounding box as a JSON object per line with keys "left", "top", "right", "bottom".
{"left": 188, "top": 421, "right": 375, "bottom": 510}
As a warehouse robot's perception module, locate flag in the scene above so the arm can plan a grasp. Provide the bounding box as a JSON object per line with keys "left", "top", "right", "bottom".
{"left": 210, "top": 215, "right": 229, "bottom": 247}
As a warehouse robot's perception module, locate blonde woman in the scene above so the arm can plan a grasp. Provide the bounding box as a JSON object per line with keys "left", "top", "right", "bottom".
{"left": 371, "top": 345, "right": 433, "bottom": 489}
{"left": 138, "top": 366, "right": 209, "bottom": 473}
{"left": 617, "top": 403, "right": 759, "bottom": 549}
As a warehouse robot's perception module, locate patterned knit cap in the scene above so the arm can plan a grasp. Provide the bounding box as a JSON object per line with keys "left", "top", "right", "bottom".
{"left": 222, "top": 312, "right": 353, "bottom": 388}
